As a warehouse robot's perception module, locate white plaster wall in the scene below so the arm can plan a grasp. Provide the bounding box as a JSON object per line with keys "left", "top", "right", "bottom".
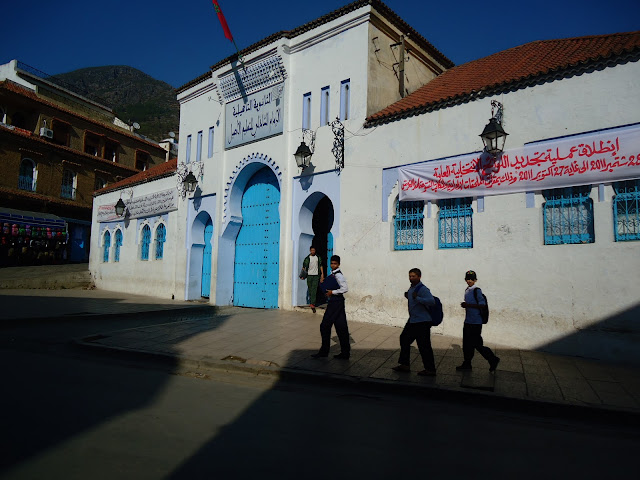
{"left": 338, "top": 60, "right": 640, "bottom": 362}
{"left": 89, "top": 174, "right": 188, "bottom": 299}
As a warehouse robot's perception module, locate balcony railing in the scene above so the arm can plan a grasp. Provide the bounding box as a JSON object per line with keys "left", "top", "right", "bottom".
{"left": 60, "top": 184, "right": 76, "bottom": 200}
{"left": 18, "top": 175, "right": 35, "bottom": 192}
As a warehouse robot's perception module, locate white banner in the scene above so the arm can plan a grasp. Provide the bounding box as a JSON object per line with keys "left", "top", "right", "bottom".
{"left": 399, "top": 124, "right": 640, "bottom": 201}
{"left": 225, "top": 83, "right": 284, "bottom": 148}
{"left": 97, "top": 189, "right": 178, "bottom": 223}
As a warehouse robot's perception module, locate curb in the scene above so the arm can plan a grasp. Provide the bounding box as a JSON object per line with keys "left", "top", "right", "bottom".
{"left": 72, "top": 338, "right": 640, "bottom": 426}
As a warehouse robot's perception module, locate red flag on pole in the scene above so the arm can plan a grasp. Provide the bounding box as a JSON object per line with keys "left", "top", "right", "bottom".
{"left": 212, "top": 0, "right": 233, "bottom": 41}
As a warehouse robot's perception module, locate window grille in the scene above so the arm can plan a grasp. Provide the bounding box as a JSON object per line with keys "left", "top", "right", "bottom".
{"left": 155, "top": 224, "right": 166, "bottom": 260}
{"left": 438, "top": 198, "right": 473, "bottom": 249}
{"left": 61, "top": 169, "right": 76, "bottom": 199}
{"left": 394, "top": 200, "right": 424, "bottom": 250}
{"left": 103, "top": 231, "right": 111, "bottom": 263}
{"left": 18, "top": 159, "right": 36, "bottom": 191}
{"left": 114, "top": 229, "right": 123, "bottom": 262}
{"left": 218, "top": 54, "right": 285, "bottom": 102}
{"left": 613, "top": 180, "right": 640, "bottom": 242}
{"left": 141, "top": 225, "right": 151, "bottom": 260}
{"left": 542, "top": 186, "right": 594, "bottom": 245}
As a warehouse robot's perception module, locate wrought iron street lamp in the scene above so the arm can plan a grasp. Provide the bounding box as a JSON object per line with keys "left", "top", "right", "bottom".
{"left": 115, "top": 198, "right": 126, "bottom": 217}
{"left": 182, "top": 172, "right": 198, "bottom": 193}
{"left": 294, "top": 140, "right": 312, "bottom": 169}
{"left": 480, "top": 117, "right": 508, "bottom": 155}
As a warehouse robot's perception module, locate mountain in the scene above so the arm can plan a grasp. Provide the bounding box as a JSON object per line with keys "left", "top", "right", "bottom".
{"left": 54, "top": 66, "right": 179, "bottom": 142}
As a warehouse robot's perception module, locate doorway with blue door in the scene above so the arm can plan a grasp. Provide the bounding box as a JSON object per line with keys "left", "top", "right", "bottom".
{"left": 233, "top": 167, "right": 281, "bottom": 309}
{"left": 186, "top": 209, "right": 214, "bottom": 301}
{"left": 310, "top": 195, "right": 334, "bottom": 306}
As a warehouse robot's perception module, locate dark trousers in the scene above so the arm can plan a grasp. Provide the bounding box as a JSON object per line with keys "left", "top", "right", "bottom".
{"left": 319, "top": 295, "right": 350, "bottom": 354}
{"left": 398, "top": 321, "right": 435, "bottom": 371}
{"left": 306, "top": 275, "right": 320, "bottom": 305}
{"left": 462, "top": 323, "right": 497, "bottom": 364}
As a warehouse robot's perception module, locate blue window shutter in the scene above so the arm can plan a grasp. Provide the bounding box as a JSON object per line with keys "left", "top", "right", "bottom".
{"left": 114, "top": 229, "right": 123, "bottom": 263}
{"left": 196, "top": 131, "right": 203, "bottom": 162}
{"left": 155, "top": 224, "right": 166, "bottom": 260}
{"left": 141, "top": 225, "right": 151, "bottom": 260}
{"left": 340, "top": 79, "right": 350, "bottom": 121}
{"left": 208, "top": 127, "right": 214, "bottom": 158}
{"left": 103, "top": 231, "right": 111, "bottom": 263}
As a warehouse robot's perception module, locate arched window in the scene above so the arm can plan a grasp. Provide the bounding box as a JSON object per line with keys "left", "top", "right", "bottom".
{"left": 155, "top": 224, "right": 166, "bottom": 260}
{"left": 140, "top": 225, "right": 151, "bottom": 260}
{"left": 103, "top": 231, "right": 111, "bottom": 263}
{"left": 18, "top": 158, "right": 36, "bottom": 192}
{"left": 61, "top": 169, "right": 76, "bottom": 199}
{"left": 94, "top": 176, "right": 106, "bottom": 191}
{"left": 114, "top": 229, "right": 123, "bottom": 262}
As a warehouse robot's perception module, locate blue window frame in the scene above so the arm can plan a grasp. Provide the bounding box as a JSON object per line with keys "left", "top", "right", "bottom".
{"left": 186, "top": 135, "right": 192, "bottom": 163}
{"left": 613, "top": 180, "right": 640, "bottom": 242}
{"left": 302, "top": 92, "right": 311, "bottom": 130}
{"left": 394, "top": 200, "right": 424, "bottom": 250}
{"left": 103, "top": 231, "right": 111, "bottom": 263}
{"left": 320, "top": 86, "right": 330, "bottom": 125}
{"left": 141, "top": 225, "right": 151, "bottom": 260}
{"left": 114, "top": 229, "right": 123, "bottom": 262}
{"left": 543, "top": 186, "right": 594, "bottom": 245}
{"left": 208, "top": 127, "right": 214, "bottom": 158}
{"left": 196, "top": 130, "right": 203, "bottom": 162}
{"left": 438, "top": 198, "right": 473, "bottom": 249}
{"left": 19, "top": 159, "right": 36, "bottom": 191}
{"left": 155, "top": 224, "right": 166, "bottom": 260}
{"left": 340, "top": 79, "right": 350, "bottom": 121}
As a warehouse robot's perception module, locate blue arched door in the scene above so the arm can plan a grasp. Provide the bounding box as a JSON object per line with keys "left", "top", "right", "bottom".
{"left": 201, "top": 219, "right": 213, "bottom": 298}
{"left": 234, "top": 167, "right": 280, "bottom": 308}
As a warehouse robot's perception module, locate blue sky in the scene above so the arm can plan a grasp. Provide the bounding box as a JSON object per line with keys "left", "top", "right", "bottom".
{"left": 2, "top": 0, "right": 638, "bottom": 89}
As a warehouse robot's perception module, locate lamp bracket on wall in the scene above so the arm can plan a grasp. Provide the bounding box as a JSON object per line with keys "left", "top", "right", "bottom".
{"left": 330, "top": 117, "right": 344, "bottom": 171}
{"left": 176, "top": 161, "right": 203, "bottom": 198}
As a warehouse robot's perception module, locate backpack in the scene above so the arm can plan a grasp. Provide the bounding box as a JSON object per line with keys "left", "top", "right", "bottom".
{"left": 473, "top": 288, "right": 489, "bottom": 324}
{"left": 414, "top": 284, "right": 444, "bottom": 326}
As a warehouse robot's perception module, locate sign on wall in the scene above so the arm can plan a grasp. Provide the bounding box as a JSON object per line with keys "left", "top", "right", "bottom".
{"left": 399, "top": 124, "right": 640, "bottom": 201}
{"left": 97, "top": 189, "right": 178, "bottom": 223}
{"left": 225, "top": 83, "right": 284, "bottom": 148}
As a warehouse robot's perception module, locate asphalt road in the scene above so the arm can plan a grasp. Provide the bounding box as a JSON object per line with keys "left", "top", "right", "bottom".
{"left": 0, "top": 315, "right": 638, "bottom": 479}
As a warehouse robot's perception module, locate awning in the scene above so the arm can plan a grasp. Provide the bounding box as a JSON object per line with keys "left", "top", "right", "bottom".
{"left": 0, "top": 207, "right": 66, "bottom": 229}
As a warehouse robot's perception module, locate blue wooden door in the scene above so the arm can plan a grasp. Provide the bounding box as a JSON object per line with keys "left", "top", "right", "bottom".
{"left": 326, "top": 232, "right": 334, "bottom": 274}
{"left": 201, "top": 220, "right": 213, "bottom": 298}
{"left": 234, "top": 168, "right": 280, "bottom": 308}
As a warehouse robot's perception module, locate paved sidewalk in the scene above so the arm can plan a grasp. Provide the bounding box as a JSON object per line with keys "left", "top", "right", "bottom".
{"left": 74, "top": 304, "right": 640, "bottom": 416}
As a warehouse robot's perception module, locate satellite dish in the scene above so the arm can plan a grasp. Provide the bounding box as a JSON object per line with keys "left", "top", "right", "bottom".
{"left": 168, "top": 132, "right": 175, "bottom": 138}
{"left": 133, "top": 122, "right": 140, "bottom": 130}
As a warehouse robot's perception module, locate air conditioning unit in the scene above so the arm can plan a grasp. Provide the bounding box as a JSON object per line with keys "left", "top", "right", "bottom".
{"left": 39, "top": 127, "right": 54, "bottom": 139}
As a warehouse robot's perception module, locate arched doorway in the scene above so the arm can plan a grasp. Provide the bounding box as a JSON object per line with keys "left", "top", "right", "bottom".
{"left": 233, "top": 167, "right": 280, "bottom": 308}
{"left": 187, "top": 211, "right": 213, "bottom": 300}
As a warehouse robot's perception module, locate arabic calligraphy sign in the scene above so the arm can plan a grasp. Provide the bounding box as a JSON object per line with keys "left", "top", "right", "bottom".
{"left": 399, "top": 124, "right": 640, "bottom": 201}
{"left": 97, "top": 189, "right": 178, "bottom": 223}
{"left": 225, "top": 83, "right": 284, "bottom": 148}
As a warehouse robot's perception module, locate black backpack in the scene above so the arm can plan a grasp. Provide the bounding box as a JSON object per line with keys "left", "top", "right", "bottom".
{"left": 473, "top": 288, "right": 489, "bottom": 324}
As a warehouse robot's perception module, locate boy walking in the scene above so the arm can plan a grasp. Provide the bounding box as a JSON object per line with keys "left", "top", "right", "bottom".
{"left": 301, "top": 246, "right": 324, "bottom": 313}
{"left": 392, "top": 268, "right": 437, "bottom": 376}
{"left": 311, "top": 255, "right": 350, "bottom": 359}
{"left": 457, "top": 270, "right": 500, "bottom": 372}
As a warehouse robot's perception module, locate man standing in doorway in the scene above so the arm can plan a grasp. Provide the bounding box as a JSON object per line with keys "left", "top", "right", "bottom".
{"left": 302, "top": 246, "right": 324, "bottom": 313}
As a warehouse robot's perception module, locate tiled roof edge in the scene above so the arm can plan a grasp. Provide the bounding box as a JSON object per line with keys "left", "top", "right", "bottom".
{"left": 94, "top": 159, "right": 178, "bottom": 196}
{"left": 364, "top": 37, "right": 640, "bottom": 127}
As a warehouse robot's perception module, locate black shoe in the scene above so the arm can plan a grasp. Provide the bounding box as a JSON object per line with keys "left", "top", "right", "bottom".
{"left": 456, "top": 363, "right": 472, "bottom": 371}
{"left": 333, "top": 352, "right": 350, "bottom": 360}
{"left": 417, "top": 369, "right": 437, "bottom": 377}
{"left": 311, "top": 352, "right": 328, "bottom": 358}
{"left": 489, "top": 357, "right": 501, "bottom": 372}
{"left": 392, "top": 365, "right": 411, "bottom": 372}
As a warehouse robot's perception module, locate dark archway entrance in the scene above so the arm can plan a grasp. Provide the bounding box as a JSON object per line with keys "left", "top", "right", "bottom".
{"left": 310, "top": 196, "right": 334, "bottom": 305}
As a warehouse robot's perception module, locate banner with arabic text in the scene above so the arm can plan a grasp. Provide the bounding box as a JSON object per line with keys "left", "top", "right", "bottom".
{"left": 399, "top": 124, "right": 640, "bottom": 201}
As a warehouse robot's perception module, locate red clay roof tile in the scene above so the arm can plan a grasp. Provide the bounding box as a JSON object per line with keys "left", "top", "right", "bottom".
{"left": 366, "top": 31, "right": 640, "bottom": 126}
{"left": 95, "top": 158, "right": 178, "bottom": 195}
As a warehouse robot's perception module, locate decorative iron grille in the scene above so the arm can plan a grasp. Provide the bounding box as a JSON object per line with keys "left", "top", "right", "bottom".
{"left": 218, "top": 55, "right": 286, "bottom": 102}
{"left": 114, "top": 229, "right": 123, "bottom": 263}
{"left": 141, "top": 225, "right": 151, "bottom": 260}
{"left": 155, "top": 224, "right": 166, "bottom": 260}
{"left": 613, "top": 180, "right": 640, "bottom": 242}
{"left": 543, "top": 186, "right": 594, "bottom": 245}
{"left": 394, "top": 200, "right": 424, "bottom": 250}
{"left": 438, "top": 198, "right": 473, "bottom": 249}
{"left": 103, "top": 231, "right": 111, "bottom": 263}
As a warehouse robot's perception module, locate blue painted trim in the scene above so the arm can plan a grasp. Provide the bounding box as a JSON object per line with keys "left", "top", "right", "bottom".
{"left": 526, "top": 192, "right": 536, "bottom": 208}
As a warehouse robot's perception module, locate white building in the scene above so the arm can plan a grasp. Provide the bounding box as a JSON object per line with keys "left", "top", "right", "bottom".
{"left": 90, "top": 0, "right": 640, "bottom": 364}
